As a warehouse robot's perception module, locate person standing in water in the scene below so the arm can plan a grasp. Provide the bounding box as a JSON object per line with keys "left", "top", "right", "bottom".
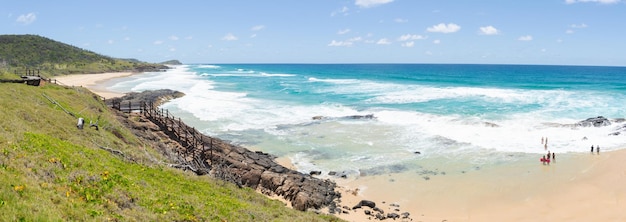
{"left": 591, "top": 145, "right": 594, "bottom": 153}
{"left": 597, "top": 145, "right": 600, "bottom": 154}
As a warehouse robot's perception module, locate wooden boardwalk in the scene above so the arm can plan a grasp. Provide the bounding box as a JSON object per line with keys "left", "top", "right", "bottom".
{"left": 109, "top": 100, "right": 213, "bottom": 173}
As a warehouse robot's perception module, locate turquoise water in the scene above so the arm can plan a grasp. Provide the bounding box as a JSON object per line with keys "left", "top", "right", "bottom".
{"left": 107, "top": 64, "right": 626, "bottom": 175}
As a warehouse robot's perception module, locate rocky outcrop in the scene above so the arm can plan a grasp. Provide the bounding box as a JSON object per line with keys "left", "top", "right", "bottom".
{"left": 206, "top": 138, "right": 340, "bottom": 211}
{"left": 312, "top": 114, "right": 376, "bottom": 120}
{"left": 577, "top": 116, "right": 611, "bottom": 127}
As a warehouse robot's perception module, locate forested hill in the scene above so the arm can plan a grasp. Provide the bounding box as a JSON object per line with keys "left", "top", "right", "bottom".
{"left": 0, "top": 34, "right": 168, "bottom": 76}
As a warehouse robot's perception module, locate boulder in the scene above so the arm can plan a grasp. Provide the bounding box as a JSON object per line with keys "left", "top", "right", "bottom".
{"left": 352, "top": 200, "right": 376, "bottom": 209}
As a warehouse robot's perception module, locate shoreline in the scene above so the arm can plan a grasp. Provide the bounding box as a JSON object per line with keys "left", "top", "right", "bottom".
{"left": 72, "top": 72, "right": 626, "bottom": 221}
{"left": 53, "top": 72, "right": 135, "bottom": 98}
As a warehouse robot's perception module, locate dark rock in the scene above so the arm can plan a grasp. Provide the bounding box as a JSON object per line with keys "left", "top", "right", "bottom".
{"left": 364, "top": 210, "right": 372, "bottom": 215}
{"left": 328, "top": 171, "right": 337, "bottom": 176}
{"left": 387, "top": 213, "right": 400, "bottom": 219}
{"left": 359, "top": 200, "right": 377, "bottom": 208}
{"left": 578, "top": 116, "right": 611, "bottom": 127}
{"left": 375, "top": 213, "right": 386, "bottom": 220}
{"left": 401, "top": 212, "right": 410, "bottom": 218}
{"left": 373, "top": 207, "right": 384, "bottom": 214}
{"left": 343, "top": 114, "right": 375, "bottom": 120}
{"left": 310, "top": 171, "right": 322, "bottom": 176}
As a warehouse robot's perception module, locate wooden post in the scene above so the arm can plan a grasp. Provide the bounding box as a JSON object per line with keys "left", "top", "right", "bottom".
{"left": 192, "top": 127, "right": 196, "bottom": 147}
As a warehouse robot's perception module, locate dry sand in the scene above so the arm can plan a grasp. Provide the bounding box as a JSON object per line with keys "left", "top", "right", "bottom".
{"left": 332, "top": 150, "right": 626, "bottom": 222}
{"left": 53, "top": 72, "right": 134, "bottom": 98}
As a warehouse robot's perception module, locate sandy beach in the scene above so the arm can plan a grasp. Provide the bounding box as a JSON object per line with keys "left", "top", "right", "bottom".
{"left": 53, "top": 72, "right": 134, "bottom": 98}
{"left": 72, "top": 72, "right": 626, "bottom": 222}
{"left": 332, "top": 150, "right": 626, "bottom": 222}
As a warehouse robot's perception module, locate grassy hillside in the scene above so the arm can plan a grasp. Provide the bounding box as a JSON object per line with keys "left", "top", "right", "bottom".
{"left": 0, "top": 34, "right": 168, "bottom": 77}
{"left": 0, "top": 83, "right": 340, "bottom": 221}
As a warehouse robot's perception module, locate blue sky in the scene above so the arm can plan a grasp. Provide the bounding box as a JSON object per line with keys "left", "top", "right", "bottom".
{"left": 2, "top": 0, "right": 625, "bottom": 66}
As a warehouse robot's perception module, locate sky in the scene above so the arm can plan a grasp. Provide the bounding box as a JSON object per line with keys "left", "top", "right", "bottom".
{"left": 2, "top": 0, "right": 625, "bottom": 66}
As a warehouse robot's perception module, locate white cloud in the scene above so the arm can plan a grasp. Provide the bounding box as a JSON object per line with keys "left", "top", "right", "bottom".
{"left": 433, "top": 39, "right": 441, "bottom": 44}
{"left": 185, "top": 36, "right": 193, "bottom": 40}
{"left": 376, "top": 38, "right": 392, "bottom": 45}
{"left": 398, "top": 34, "right": 427, "bottom": 41}
{"left": 401, "top": 41, "right": 415, "bottom": 47}
{"left": 565, "top": 0, "right": 621, "bottom": 4}
{"left": 251, "top": 25, "right": 265, "bottom": 31}
{"left": 479, "top": 26, "right": 499, "bottom": 35}
{"left": 566, "top": 29, "right": 575, "bottom": 34}
{"left": 570, "top": 23, "right": 588, "bottom": 28}
{"left": 169, "top": 47, "right": 176, "bottom": 52}
{"left": 124, "top": 37, "right": 130, "bottom": 41}
{"left": 16, "top": 12, "right": 36, "bottom": 25}
{"left": 331, "top": 6, "right": 350, "bottom": 17}
{"left": 348, "top": 37, "right": 363, "bottom": 42}
{"left": 222, "top": 33, "right": 238, "bottom": 41}
{"left": 107, "top": 40, "right": 114, "bottom": 44}
{"left": 328, "top": 40, "right": 353, "bottom": 47}
{"left": 355, "top": 0, "right": 394, "bottom": 8}
{"left": 394, "top": 18, "right": 408, "bottom": 23}
{"left": 338, "top": 29, "right": 351, "bottom": 35}
{"left": 169, "top": 35, "right": 179, "bottom": 41}
{"left": 518, "top": 35, "right": 533, "bottom": 41}
{"left": 427, "top": 23, "right": 461, "bottom": 33}
{"left": 250, "top": 34, "right": 257, "bottom": 38}
{"left": 153, "top": 40, "right": 164, "bottom": 45}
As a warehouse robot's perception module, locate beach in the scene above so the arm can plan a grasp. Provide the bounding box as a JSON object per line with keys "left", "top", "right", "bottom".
{"left": 72, "top": 69, "right": 626, "bottom": 222}
{"left": 53, "top": 72, "right": 134, "bottom": 99}
{"left": 333, "top": 150, "right": 626, "bottom": 221}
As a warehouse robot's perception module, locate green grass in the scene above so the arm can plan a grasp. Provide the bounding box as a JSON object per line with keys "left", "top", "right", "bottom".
{"left": 0, "top": 83, "right": 342, "bottom": 221}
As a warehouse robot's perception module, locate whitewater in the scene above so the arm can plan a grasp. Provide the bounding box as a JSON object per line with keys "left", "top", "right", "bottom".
{"left": 105, "top": 64, "right": 626, "bottom": 176}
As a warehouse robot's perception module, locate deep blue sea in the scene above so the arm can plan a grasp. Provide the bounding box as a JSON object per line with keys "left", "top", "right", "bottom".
{"left": 107, "top": 64, "right": 626, "bottom": 175}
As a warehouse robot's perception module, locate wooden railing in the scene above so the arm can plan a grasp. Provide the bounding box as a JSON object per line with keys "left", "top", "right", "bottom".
{"left": 109, "top": 100, "right": 213, "bottom": 174}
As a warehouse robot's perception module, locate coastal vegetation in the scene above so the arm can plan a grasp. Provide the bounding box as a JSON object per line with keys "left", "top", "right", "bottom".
{"left": 0, "top": 34, "right": 168, "bottom": 77}
{"left": 0, "top": 35, "right": 341, "bottom": 221}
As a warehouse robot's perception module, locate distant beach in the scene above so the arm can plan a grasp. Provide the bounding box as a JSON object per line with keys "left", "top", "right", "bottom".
{"left": 53, "top": 72, "right": 134, "bottom": 98}
{"left": 76, "top": 65, "right": 626, "bottom": 221}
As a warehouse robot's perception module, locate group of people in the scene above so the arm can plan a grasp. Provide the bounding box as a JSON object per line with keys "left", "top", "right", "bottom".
{"left": 540, "top": 137, "right": 554, "bottom": 165}
{"left": 538, "top": 137, "right": 603, "bottom": 165}
{"left": 540, "top": 151, "right": 555, "bottom": 165}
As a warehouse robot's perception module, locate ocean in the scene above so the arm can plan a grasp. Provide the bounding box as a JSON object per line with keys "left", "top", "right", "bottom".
{"left": 106, "top": 64, "right": 626, "bottom": 177}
